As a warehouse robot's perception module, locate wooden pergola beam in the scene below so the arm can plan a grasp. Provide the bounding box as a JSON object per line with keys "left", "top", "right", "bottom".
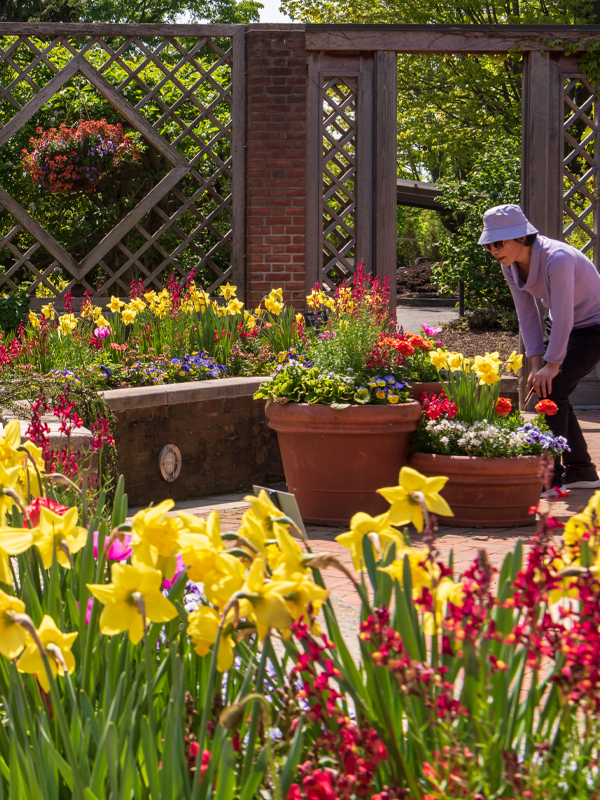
{"left": 305, "top": 24, "right": 600, "bottom": 54}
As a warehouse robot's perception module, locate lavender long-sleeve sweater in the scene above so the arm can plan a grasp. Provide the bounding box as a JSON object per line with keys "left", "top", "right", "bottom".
{"left": 501, "top": 235, "right": 600, "bottom": 365}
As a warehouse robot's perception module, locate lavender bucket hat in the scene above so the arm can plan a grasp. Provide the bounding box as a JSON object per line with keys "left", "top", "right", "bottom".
{"left": 478, "top": 204, "right": 538, "bottom": 245}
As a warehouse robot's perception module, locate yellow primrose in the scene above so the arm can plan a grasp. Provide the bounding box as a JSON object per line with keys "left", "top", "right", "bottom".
{"left": 108, "top": 296, "right": 125, "bottom": 313}
{"left": 204, "top": 552, "right": 246, "bottom": 610}
{"left": 41, "top": 303, "right": 56, "bottom": 319}
{"left": 335, "top": 511, "right": 398, "bottom": 571}
{"left": 505, "top": 350, "right": 523, "bottom": 374}
{"left": 219, "top": 282, "right": 237, "bottom": 300}
{"left": 17, "top": 615, "right": 77, "bottom": 692}
{"left": 0, "top": 588, "right": 27, "bottom": 659}
{"left": 187, "top": 606, "right": 234, "bottom": 671}
{"left": 226, "top": 298, "right": 244, "bottom": 315}
{"left": 131, "top": 499, "right": 181, "bottom": 579}
{"left": 0, "top": 526, "right": 33, "bottom": 585}
{"left": 429, "top": 348, "right": 448, "bottom": 371}
{"left": 34, "top": 506, "right": 87, "bottom": 569}
{"left": 28, "top": 311, "right": 40, "bottom": 329}
{"left": 88, "top": 563, "right": 177, "bottom": 645}
{"left": 239, "top": 559, "right": 295, "bottom": 641}
{"left": 378, "top": 466, "right": 453, "bottom": 532}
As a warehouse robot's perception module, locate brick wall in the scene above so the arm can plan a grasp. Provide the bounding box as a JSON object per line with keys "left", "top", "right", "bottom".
{"left": 245, "top": 25, "right": 307, "bottom": 308}
{"left": 104, "top": 378, "right": 283, "bottom": 506}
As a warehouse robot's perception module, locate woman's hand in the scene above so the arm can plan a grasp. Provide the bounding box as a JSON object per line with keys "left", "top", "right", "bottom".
{"left": 527, "top": 360, "right": 560, "bottom": 398}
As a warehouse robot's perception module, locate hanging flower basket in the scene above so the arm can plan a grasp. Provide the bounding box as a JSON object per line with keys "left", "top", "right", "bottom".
{"left": 22, "top": 119, "right": 139, "bottom": 194}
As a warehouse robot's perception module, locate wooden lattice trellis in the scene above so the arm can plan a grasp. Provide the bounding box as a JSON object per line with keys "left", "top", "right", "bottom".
{"left": 321, "top": 77, "right": 357, "bottom": 288}
{"left": 0, "top": 24, "right": 245, "bottom": 306}
{"left": 563, "top": 72, "right": 600, "bottom": 266}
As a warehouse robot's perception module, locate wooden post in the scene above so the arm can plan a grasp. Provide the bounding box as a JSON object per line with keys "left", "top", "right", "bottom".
{"left": 374, "top": 51, "right": 398, "bottom": 315}
{"left": 520, "top": 51, "right": 563, "bottom": 407}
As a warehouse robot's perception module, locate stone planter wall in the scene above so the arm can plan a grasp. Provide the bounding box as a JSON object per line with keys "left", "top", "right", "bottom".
{"left": 103, "top": 378, "right": 283, "bottom": 506}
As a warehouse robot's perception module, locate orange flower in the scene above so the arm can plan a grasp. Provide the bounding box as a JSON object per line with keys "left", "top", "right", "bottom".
{"left": 535, "top": 399, "right": 559, "bottom": 415}
{"left": 496, "top": 397, "right": 512, "bottom": 416}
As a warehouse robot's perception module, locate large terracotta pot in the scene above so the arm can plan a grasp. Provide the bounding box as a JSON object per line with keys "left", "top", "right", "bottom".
{"left": 265, "top": 401, "right": 422, "bottom": 525}
{"left": 408, "top": 451, "right": 543, "bottom": 528}
{"left": 409, "top": 381, "right": 443, "bottom": 404}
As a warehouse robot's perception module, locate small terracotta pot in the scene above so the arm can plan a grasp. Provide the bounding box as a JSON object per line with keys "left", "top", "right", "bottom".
{"left": 408, "top": 451, "right": 543, "bottom": 528}
{"left": 409, "top": 381, "right": 443, "bottom": 404}
{"left": 265, "top": 401, "right": 422, "bottom": 525}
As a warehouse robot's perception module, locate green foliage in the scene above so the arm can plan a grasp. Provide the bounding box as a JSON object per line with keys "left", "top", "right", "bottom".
{"left": 0, "top": 287, "right": 29, "bottom": 333}
{"left": 432, "top": 140, "right": 521, "bottom": 310}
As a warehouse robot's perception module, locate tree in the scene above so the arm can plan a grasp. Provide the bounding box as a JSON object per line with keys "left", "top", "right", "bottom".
{"left": 1, "top": 0, "right": 262, "bottom": 24}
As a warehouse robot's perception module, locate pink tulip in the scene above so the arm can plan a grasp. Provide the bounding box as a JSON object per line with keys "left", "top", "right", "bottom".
{"left": 421, "top": 324, "right": 442, "bottom": 336}
{"left": 93, "top": 530, "right": 132, "bottom": 561}
{"left": 94, "top": 325, "right": 110, "bottom": 339}
{"left": 162, "top": 555, "right": 186, "bottom": 590}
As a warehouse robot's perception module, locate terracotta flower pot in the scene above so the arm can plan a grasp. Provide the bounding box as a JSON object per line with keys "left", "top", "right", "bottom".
{"left": 408, "top": 451, "right": 543, "bottom": 528}
{"left": 265, "top": 401, "right": 422, "bottom": 526}
{"left": 409, "top": 381, "right": 443, "bottom": 404}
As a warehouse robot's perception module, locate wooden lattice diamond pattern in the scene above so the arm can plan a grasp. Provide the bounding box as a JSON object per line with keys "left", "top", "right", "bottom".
{"left": 0, "top": 31, "right": 238, "bottom": 300}
{"left": 563, "top": 76, "right": 600, "bottom": 266}
{"left": 321, "top": 78, "right": 357, "bottom": 288}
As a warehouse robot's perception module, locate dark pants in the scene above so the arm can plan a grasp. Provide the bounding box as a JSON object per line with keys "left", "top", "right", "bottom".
{"left": 543, "top": 321, "right": 600, "bottom": 481}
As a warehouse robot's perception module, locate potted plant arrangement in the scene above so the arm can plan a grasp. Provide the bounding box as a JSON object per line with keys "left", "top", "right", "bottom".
{"left": 22, "top": 119, "right": 139, "bottom": 193}
{"left": 408, "top": 349, "right": 570, "bottom": 526}
{"left": 255, "top": 267, "right": 442, "bottom": 525}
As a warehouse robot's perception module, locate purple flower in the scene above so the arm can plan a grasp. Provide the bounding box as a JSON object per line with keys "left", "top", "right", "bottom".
{"left": 94, "top": 325, "right": 110, "bottom": 339}
{"left": 421, "top": 324, "right": 443, "bottom": 336}
{"left": 93, "top": 530, "right": 132, "bottom": 561}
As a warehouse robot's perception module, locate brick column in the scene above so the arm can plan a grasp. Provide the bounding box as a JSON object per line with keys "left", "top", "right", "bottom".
{"left": 245, "top": 24, "right": 307, "bottom": 308}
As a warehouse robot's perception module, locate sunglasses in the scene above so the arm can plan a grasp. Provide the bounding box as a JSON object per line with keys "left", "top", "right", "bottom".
{"left": 483, "top": 241, "right": 505, "bottom": 252}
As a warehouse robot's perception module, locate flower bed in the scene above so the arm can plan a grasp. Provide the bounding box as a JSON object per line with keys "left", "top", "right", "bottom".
{"left": 1, "top": 407, "right": 599, "bottom": 797}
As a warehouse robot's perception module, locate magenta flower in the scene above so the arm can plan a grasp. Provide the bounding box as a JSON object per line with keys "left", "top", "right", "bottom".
{"left": 162, "top": 555, "right": 186, "bottom": 590}
{"left": 93, "top": 530, "right": 132, "bottom": 561}
{"left": 421, "top": 324, "right": 442, "bottom": 336}
{"left": 94, "top": 325, "right": 110, "bottom": 339}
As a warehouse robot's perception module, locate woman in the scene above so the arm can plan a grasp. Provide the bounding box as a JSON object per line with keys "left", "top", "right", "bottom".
{"left": 479, "top": 203, "right": 600, "bottom": 490}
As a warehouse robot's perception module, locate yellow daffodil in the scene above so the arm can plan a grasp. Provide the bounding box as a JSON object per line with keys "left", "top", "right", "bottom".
{"left": 226, "top": 298, "right": 244, "bottom": 315}
{"left": 284, "top": 572, "right": 329, "bottom": 628}
{"left": 505, "top": 350, "right": 523, "bottom": 374}
{"left": 0, "top": 462, "right": 26, "bottom": 522}
{"left": 95, "top": 314, "right": 110, "bottom": 328}
{"left": 187, "top": 606, "right": 234, "bottom": 671}
{"left": 295, "top": 312, "right": 304, "bottom": 325}
{"left": 122, "top": 308, "right": 136, "bottom": 325}
{"left": 238, "top": 559, "right": 295, "bottom": 641}
{"left": 80, "top": 303, "right": 94, "bottom": 319}
{"left": 335, "top": 511, "right": 400, "bottom": 571}
{"left": 34, "top": 506, "right": 87, "bottom": 569}
{"left": 378, "top": 466, "right": 453, "bottom": 532}
{"left": 17, "top": 615, "right": 77, "bottom": 691}
{"left": 430, "top": 348, "right": 448, "bottom": 371}
{"left": 179, "top": 510, "right": 223, "bottom": 582}
{"left": 378, "top": 546, "right": 440, "bottom": 595}
{"left": 244, "top": 489, "right": 288, "bottom": 535}
{"left": 0, "top": 526, "right": 33, "bottom": 585}
{"left": 58, "top": 313, "right": 77, "bottom": 335}
{"left": 204, "top": 552, "right": 246, "bottom": 610}
{"left": 0, "top": 588, "right": 27, "bottom": 658}
{"left": 131, "top": 499, "right": 181, "bottom": 579}
{"left": 88, "top": 563, "right": 177, "bottom": 645}
{"left": 271, "top": 525, "right": 305, "bottom": 579}
{"left": 108, "top": 296, "right": 125, "bottom": 313}
{"left": 130, "top": 297, "right": 146, "bottom": 313}
{"left": 144, "top": 291, "right": 157, "bottom": 305}
{"left": 219, "top": 282, "right": 237, "bottom": 300}
{"left": 244, "top": 312, "right": 256, "bottom": 330}
{"left": 446, "top": 352, "right": 463, "bottom": 371}
{"left": 0, "top": 420, "right": 21, "bottom": 469}
{"left": 422, "top": 577, "right": 464, "bottom": 634}
{"left": 41, "top": 303, "right": 56, "bottom": 319}
{"left": 28, "top": 311, "right": 40, "bottom": 329}
{"left": 264, "top": 297, "right": 284, "bottom": 316}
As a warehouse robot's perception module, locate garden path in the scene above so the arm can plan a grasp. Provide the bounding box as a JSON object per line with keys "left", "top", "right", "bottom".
{"left": 129, "top": 410, "right": 600, "bottom": 634}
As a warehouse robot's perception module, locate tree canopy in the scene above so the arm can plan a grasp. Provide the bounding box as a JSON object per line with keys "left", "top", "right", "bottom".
{"left": 1, "top": 0, "right": 262, "bottom": 24}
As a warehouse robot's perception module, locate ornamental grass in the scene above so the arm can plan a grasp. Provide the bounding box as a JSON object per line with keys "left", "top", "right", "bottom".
{"left": 1, "top": 412, "right": 600, "bottom": 797}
